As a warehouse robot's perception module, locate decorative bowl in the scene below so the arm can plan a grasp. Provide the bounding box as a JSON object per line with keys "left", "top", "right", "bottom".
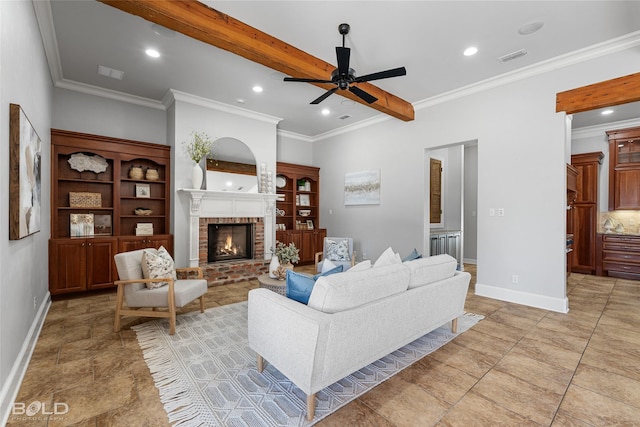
{"left": 299, "top": 209, "right": 311, "bottom": 216}
{"left": 134, "top": 208, "right": 153, "bottom": 216}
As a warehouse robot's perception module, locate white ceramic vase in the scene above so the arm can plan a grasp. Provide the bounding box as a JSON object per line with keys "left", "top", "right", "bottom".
{"left": 268, "top": 255, "right": 280, "bottom": 278}
{"left": 191, "top": 162, "right": 203, "bottom": 189}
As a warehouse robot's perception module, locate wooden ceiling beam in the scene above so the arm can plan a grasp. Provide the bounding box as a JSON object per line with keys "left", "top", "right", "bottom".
{"left": 98, "top": 0, "right": 415, "bottom": 122}
{"left": 556, "top": 71, "right": 640, "bottom": 114}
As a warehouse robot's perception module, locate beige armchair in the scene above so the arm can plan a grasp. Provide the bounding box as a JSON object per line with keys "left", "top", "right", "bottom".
{"left": 113, "top": 249, "right": 207, "bottom": 335}
{"left": 314, "top": 237, "right": 356, "bottom": 273}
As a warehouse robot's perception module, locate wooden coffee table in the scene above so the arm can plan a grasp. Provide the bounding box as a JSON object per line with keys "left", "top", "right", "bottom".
{"left": 257, "top": 274, "right": 286, "bottom": 296}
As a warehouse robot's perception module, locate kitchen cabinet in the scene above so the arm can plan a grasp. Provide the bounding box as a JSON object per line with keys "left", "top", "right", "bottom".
{"left": 607, "top": 125, "right": 640, "bottom": 210}
{"left": 600, "top": 234, "right": 640, "bottom": 280}
{"left": 570, "top": 152, "right": 604, "bottom": 274}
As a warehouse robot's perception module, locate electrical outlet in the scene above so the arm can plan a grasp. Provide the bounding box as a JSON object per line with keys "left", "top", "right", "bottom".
{"left": 512, "top": 275, "right": 519, "bottom": 284}
{"left": 498, "top": 208, "right": 505, "bottom": 217}
{"left": 33, "top": 296, "right": 37, "bottom": 310}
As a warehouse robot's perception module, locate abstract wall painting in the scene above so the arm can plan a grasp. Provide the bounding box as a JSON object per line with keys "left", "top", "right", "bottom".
{"left": 9, "top": 104, "right": 42, "bottom": 240}
{"left": 344, "top": 169, "right": 381, "bottom": 206}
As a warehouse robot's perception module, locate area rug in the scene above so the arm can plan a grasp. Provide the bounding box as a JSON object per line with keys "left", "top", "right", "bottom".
{"left": 133, "top": 301, "right": 483, "bottom": 426}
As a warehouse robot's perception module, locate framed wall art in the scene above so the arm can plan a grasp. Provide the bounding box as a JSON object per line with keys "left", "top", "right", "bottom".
{"left": 9, "top": 104, "right": 42, "bottom": 240}
{"left": 344, "top": 169, "right": 381, "bottom": 206}
{"left": 135, "top": 183, "right": 150, "bottom": 198}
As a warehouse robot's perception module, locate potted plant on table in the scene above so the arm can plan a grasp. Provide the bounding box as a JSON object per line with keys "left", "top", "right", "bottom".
{"left": 270, "top": 241, "right": 300, "bottom": 280}
{"left": 183, "top": 131, "right": 215, "bottom": 189}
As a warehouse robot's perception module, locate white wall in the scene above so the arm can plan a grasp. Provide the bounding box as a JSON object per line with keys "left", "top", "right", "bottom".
{"left": 464, "top": 144, "right": 479, "bottom": 263}
{"left": 313, "top": 47, "right": 640, "bottom": 313}
{"left": 52, "top": 88, "right": 167, "bottom": 144}
{"left": 277, "top": 133, "right": 314, "bottom": 166}
{"left": 168, "top": 92, "right": 280, "bottom": 266}
{"left": 0, "top": 1, "right": 53, "bottom": 422}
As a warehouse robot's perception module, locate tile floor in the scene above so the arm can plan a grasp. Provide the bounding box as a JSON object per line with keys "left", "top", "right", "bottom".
{"left": 7, "top": 265, "right": 640, "bottom": 426}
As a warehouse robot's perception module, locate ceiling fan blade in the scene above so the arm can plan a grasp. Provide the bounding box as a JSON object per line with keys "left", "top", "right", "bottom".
{"left": 336, "top": 46, "right": 351, "bottom": 76}
{"left": 284, "top": 77, "right": 333, "bottom": 84}
{"left": 353, "top": 66, "right": 406, "bottom": 83}
{"left": 311, "top": 87, "right": 339, "bottom": 104}
{"left": 349, "top": 86, "right": 378, "bottom": 104}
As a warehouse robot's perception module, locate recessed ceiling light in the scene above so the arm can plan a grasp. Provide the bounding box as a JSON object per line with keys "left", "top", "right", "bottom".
{"left": 602, "top": 109, "right": 614, "bottom": 115}
{"left": 518, "top": 21, "right": 544, "bottom": 36}
{"left": 321, "top": 109, "right": 331, "bottom": 116}
{"left": 236, "top": 98, "right": 246, "bottom": 104}
{"left": 145, "top": 49, "right": 160, "bottom": 58}
{"left": 252, "top": 86, "right": 263, "bottom": 93}
{"left": 463, "top": 46, "right": 478, "bottom": 57}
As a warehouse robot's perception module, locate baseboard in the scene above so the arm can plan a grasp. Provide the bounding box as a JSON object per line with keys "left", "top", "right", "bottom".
{"left": 0, "top": 292, "right": 51, "bottom": 426}
{"left": 475, "top": 282, "right": 568, "bottom": 313}
{"left": 463, "top": 258, "right": 477, "bottom": 265}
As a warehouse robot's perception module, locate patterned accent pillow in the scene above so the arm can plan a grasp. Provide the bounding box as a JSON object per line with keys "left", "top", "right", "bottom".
{"left": 141, "top": 246, "right": 177, "bottom": 289}
{"left": 326, "top": 239, "right": 350, "bottom": 261}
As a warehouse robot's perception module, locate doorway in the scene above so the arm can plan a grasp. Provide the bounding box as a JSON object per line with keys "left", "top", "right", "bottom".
{"left": 425, "top": 141, "right": 478, "bottom": 269}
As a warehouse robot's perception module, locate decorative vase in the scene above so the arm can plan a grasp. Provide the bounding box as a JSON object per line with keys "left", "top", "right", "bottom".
{"left": 191, "top": 162, "right": 203, "bottom": 189}
{"left": 268, "top": 255, "right": 280, "bottom": 279}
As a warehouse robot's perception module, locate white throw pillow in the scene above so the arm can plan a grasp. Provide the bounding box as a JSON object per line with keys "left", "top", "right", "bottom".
{"left": 373, "top": 247, "right": 402, "bottom": 268}
{"left": 321, "top": 258, "right": 338, "bottom": 273}
{"left": 141, "top": 246, "right": 177, "bottom": 289}
{"left": 348, "top": 259, "right": 372, "bottom": 272}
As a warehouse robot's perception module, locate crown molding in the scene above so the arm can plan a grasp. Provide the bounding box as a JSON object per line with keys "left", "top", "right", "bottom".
{"left": 55, "top": 79, "right": 166, "bottom": 110}
{"left": 33, "top": 0, "right": 62, "bottom": 84}
{"left": 414, "top": 30, "right": 640, "bottom": 113}
{"left": 165, "top": 89, "right": 282, "bottom": 125}
{"left": 276, "top": 130, "right": 314, "bottom": 143}
{"left": 572, "top": 117, "right": 640, "bottom": 140}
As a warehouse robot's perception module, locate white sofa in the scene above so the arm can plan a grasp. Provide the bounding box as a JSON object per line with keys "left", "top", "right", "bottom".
{"left": 248, "top": 254, "right": 471, "bottom": 420}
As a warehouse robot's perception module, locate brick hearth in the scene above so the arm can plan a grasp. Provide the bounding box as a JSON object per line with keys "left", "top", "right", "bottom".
{"left": 199, "top": 217, "right": 269, "bottom": 287}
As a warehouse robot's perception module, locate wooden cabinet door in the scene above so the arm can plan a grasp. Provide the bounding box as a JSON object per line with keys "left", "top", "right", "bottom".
{"left": 575, "top": 163, "right": 598, "bottom": 204}
{"left": 614, "top": 169, "right": 640, "bottom": 210}
{"left": 49, "top": 239, "right": 87, "bottom": 294}
{"left": 146, "top": 235, "right": 174, "bottom": 254}
{"left": 118, "top": 236, "right": 149, "bottom": 253}
{"left": 86, "top": 238, "right": 118, "bottom": 290}
{"left": 300, "top": 231, "right": 316, "bottom": 264}
{"left": 572, "top": 205, "right": 597, "bottom": 274}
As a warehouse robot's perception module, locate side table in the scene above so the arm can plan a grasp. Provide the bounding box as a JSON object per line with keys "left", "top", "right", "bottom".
{"left": 257, "top": 273, "right": 286, "bottom": 296}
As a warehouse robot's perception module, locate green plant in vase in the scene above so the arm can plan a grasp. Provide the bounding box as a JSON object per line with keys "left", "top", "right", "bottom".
{"left": 275, "top": 241, "right": 300, "bottom": 266}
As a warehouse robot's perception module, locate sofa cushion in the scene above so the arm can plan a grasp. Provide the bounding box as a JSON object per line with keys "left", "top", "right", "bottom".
{"left": 402, "top": 248, "right": 422, "bottom": 262}
{"left": 404, "top": 254, "right": 457, "bottom": 289}
{"left": 348, "top": 259, "right": 372, "bottom": 272}
{"left": 286, "top": 265, "right": 343, "bottom": 304}
{"left": 373, "top": 247, "right": 402, "bottom": 268}
{"left": 308, "top": 263, "right": 410, "bottom": 313}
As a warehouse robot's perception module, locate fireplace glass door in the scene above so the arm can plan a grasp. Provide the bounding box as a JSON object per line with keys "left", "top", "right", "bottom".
{"left": 208, "top": 223, "right": 254, "bottom": 262}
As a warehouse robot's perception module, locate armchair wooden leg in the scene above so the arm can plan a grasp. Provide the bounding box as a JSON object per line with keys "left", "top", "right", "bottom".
{"left": 199, "top": 295, "right": 205, "bottom": 313}
{"left": 306, "top": 393, "right": 316, "bottom": 421}
{"left": 451, "top": 317, "right": 458, "bottom": 334}
{"left": 257, "top": 354, "right": 264, "bottom": 373}
{"left": 114, "top": 284, "right": 124, "bottom": 333}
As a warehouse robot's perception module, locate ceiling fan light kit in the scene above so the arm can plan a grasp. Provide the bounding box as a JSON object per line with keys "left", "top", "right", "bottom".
{"left": 284, "top": 23, "right": 406, "bottom": 105}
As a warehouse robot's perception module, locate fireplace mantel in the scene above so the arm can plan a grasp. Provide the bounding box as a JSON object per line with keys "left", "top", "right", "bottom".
{"left": 179, "top": 189, "right": 278, "bottom": 267}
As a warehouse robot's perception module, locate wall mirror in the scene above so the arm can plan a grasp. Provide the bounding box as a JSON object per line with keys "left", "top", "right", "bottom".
{"left": 206, "top": 137, "right": 259, "bottom": 192}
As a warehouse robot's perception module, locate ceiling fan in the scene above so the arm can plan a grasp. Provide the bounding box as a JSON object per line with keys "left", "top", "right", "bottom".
{"left": 284, "top": 23, "right": 407, "bottom": 105}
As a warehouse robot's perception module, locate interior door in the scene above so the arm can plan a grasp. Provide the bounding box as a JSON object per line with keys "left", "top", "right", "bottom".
{"left": 430, "top": 158, "right": 442, "bottom": 224}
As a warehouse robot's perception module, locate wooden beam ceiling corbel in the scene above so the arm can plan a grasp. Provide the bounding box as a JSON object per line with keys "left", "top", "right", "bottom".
{"left": 556, "top": 71, "right": 640, "bottom": 114}
{"left": 98, "top": 0, "right": 415, "bottom": 122}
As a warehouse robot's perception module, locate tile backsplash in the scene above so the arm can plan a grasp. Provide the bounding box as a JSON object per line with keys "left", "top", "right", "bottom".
{"left": 598, "top": 211, "right": 640, "bottom": 234}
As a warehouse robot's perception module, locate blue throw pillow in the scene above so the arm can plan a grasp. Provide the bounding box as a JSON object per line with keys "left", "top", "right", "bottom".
{"left": 286, "top": 265, "right": 344, "bottom": 305}
{"left": 402, "top": 248, "right": 422, "bottom": 262}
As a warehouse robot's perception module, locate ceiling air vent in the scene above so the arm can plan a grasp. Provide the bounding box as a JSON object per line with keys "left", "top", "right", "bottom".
{"left": 338, "top": 114, "right": 351, "bottom": 120}
{"left": 97, "top": 65, "right": 124, "bottom": 80}
{"left": 498, "top": 49, "right": 527, "bottom": 63}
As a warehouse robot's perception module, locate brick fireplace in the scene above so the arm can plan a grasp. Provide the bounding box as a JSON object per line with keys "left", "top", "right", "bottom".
{"left": 180, "top": 189, "right": 277, "bottom": 287}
